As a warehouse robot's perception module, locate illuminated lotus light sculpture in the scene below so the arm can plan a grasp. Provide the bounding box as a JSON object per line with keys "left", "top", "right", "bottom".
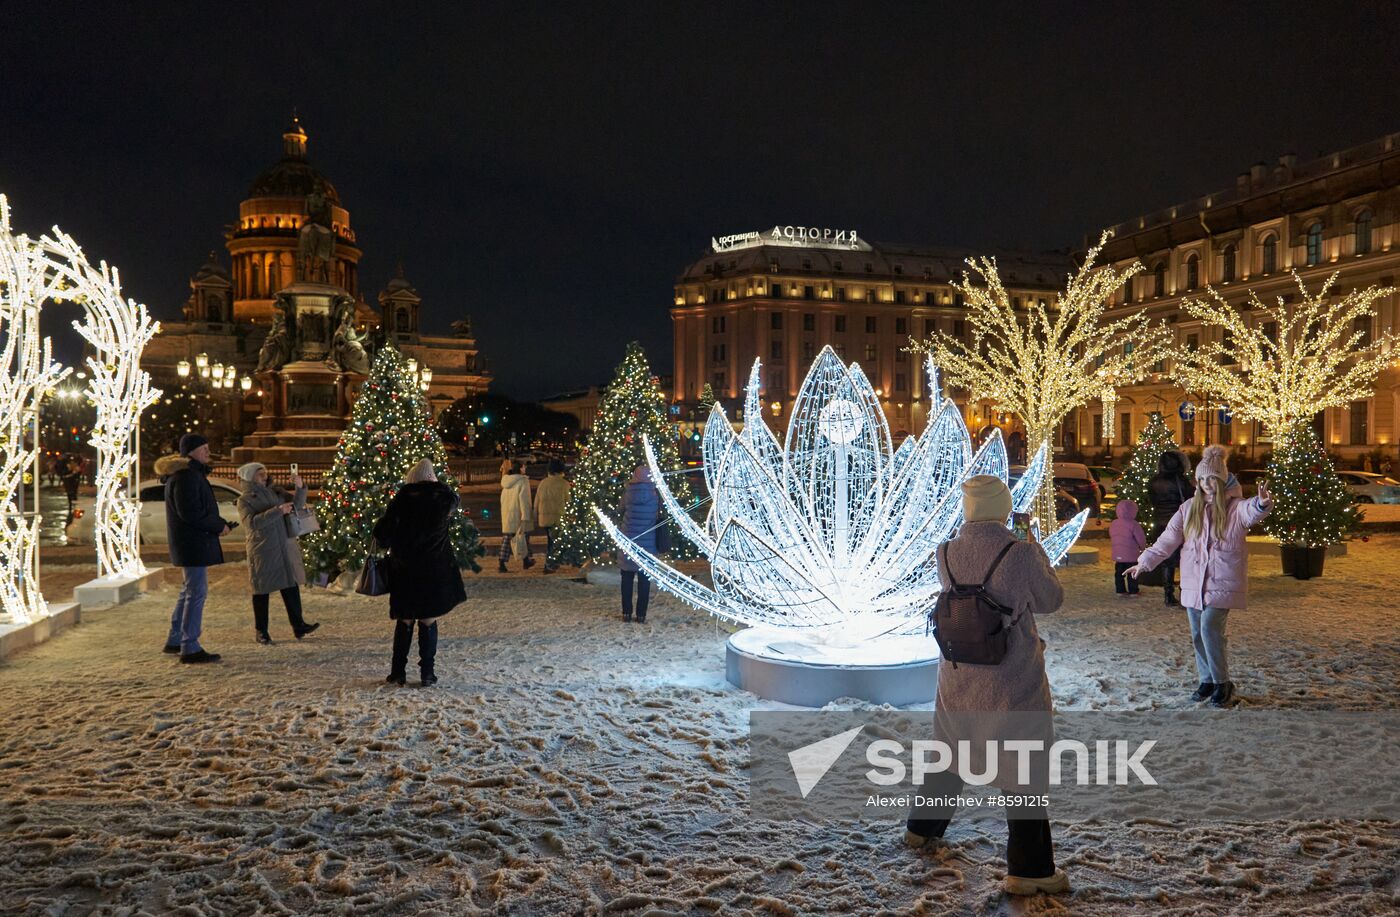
{"left": 599, "top": 347, "right": 1087, "bottom": 693}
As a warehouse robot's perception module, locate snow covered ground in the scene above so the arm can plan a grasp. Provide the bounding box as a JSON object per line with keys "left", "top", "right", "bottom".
{"left": 1, "top": 539, "right": 1398, "bottom": 915}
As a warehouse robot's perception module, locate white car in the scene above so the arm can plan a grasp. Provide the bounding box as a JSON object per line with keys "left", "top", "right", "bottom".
{"left": 1336, "top": 471, "right": 1400, "bottom": 504}
{"left": 64, "top": 477, "right": 243, "bottom": 545}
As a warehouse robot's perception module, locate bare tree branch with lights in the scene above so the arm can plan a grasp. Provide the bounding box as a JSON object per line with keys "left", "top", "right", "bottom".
{"left": 1169, "top": 272, "right": 1397, "bottom": 441}
{"left": 913, "top": 232, "right": 1169, "bottom": 533}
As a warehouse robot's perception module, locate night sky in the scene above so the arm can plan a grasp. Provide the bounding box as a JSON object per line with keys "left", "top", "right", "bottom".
{"left": 4, "top": 2, "right": 1398, "bottom": 399}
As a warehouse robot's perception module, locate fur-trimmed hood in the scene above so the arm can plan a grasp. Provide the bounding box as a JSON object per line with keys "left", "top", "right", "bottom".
{"left": 154, "top": 454, "right": 191, "bottom": 478}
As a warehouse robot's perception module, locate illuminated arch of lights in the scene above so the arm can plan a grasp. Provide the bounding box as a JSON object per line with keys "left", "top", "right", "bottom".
{"left": 0, "top": 194, "right": 160, "bottom": 624}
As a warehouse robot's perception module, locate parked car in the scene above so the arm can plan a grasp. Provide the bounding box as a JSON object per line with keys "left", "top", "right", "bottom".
{"left": 1054, "top": 462, "right": 1102, "bottom": 518}
{"left": 1337, "top": 471, "right": 1400, "bottom": 504}
{"left": 1008, "top": 465, "right": 1081, "bottom": 521}
{"left": 1087, "top": 465, "right": 1120, "bottom": 497}
{"left": 64, "top": 477, "right": 243, "bottom": 545}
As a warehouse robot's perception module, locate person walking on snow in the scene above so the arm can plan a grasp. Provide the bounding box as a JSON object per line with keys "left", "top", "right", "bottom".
{"left": 904, "top": 475, "right": 1069, "bottom": 896}
{"left": 373, "top": 459, "right": 467, "bottom": 687}
{"left": 534, "top": 459, "right": 571, "bottom": 572}
{"left": 1109, "top": 498, "right": 1147, "bottom": 596}
{"left": 236, "top": 463, "right": 319, "bottom": 645}
{"left": 1127, "top": 444, "right": 1272, "bottom": 708}
{"left": 498, "top": 459, "right": 535, "bottom": 572}
{"left": 158, "top": 434, "right": 232, "bottom": 664}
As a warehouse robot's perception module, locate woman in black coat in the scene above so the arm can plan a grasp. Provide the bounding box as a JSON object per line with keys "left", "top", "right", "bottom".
{"left": 1148, "top": 450, "right": 1194, "bottom": 606}
{"left": 371, "top": 459, "right": 466, "bottom": 686}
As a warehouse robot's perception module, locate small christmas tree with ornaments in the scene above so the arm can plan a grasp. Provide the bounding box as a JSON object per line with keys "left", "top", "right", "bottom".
{"left": 1263, "top": 421, "right": 1360, "bottom": 547}
{"left": 302, "top": 345, "right": 482, "bottom": 579}
{"left": 1115, "top": 411, "right": 1178, "bottom": 526}
{"left": 550, "top": 341, "right": 696, "bottom": 567}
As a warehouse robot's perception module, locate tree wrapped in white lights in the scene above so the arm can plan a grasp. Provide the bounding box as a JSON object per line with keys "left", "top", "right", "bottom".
{"left": 913, "top": 232, "right": 1168, "bottom": 533}
{"left": 596, "top": 347, "right": 1088, "bottom": 648}
{"left": 1168, "top": 272, "right": 1397, "bottom": 442}
{"left": 0, "top": 197, "right": 72, "bottom": 623}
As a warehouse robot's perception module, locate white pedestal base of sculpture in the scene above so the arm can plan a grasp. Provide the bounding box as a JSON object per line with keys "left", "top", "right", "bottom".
{"left": 73, "top": 568, "right": 164, "bottom": 608}
{"left": 0, "top": 602, "right": 81, "bottom": 660}
{"left": 726, "top": 626, "right": 940, "bottom": 707}
{"left": 1062, "top": 544, "right": 1100, "bottom": 565}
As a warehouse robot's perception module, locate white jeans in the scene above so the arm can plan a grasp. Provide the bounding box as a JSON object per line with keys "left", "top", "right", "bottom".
{"left": 1186, "top": 606, "right": 1230, "bottom": 683}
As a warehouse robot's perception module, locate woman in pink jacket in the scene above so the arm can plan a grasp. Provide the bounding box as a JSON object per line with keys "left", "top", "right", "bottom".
{"left": 1127, "top": 446, "right": 1272, "bottom": 707}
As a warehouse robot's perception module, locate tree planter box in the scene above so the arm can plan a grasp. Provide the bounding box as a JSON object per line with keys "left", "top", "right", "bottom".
{"left": 1279, "top": 543, "right": 1329, "bottom": 579}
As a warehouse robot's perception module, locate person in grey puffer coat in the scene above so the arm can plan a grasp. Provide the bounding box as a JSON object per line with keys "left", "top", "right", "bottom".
{"left": 236, "top": 463, "right": 319, "bottom": 644}
{"left": 905, "top": 475, "right": 1070, "bottom": 898}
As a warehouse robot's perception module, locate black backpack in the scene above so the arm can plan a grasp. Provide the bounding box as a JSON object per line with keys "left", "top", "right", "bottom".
{"left": 928, "top": 541, "right": 1018, "bottom": 666}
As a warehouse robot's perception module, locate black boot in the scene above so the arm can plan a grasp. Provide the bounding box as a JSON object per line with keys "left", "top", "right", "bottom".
{"left": 387, "top": 620, "right": 412, "bottom": 685}
{"left": 418, "top": 621, "right": 439, "bottom": 687}
{"left": 256, "top": 631, "right": 273, "bottom": 645}
{"left": 1164, "top": 585, "right": 1179, "bottom": 606}
{"left": 1210, "top": 681, "right": 1236, "bottom": 708}
{"left": 281, "top": 587, "right": 318, "bottom": 639}
{"left": 1190, "top": 682, "right": 1215, "bottom": 702}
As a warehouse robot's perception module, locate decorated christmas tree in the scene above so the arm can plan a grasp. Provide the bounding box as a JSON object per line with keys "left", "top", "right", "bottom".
{"left": 1115, "top": 411, "right": 1177, "bottom": 524}
{"left": 698, "top": 382, "right": 717, "bottom": 411}
{"left": 302, "top": 345, "right": 482, "bottom": 578}
{"left": 1263, "top": 421, "right": 1360, "bottom": 547}
{"left": 550, "top": 342, "right": 696, "bottom": 567}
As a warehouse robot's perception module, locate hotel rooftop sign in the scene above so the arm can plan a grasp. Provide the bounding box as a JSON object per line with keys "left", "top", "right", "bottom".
{"left": 712, "top": 225, "right": 868, "bottom": 253}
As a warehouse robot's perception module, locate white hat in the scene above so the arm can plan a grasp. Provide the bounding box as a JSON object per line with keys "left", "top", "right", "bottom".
{"left": 236, "top": 462, "right": 266, "bottom": 483}
{"left": 962, "top": 474, "right": 1012, "bottom": 523}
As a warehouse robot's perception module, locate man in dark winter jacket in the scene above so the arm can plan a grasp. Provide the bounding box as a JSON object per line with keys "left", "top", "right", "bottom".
{"left": 158, "top": 434, "right": 231, "bottom": 663}
{"left": 1148, "top": 450, "right": 1194, "bottom": 606}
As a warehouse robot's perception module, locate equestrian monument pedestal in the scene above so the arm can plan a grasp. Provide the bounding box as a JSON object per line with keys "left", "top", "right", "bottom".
{"left": 230, "top": 280, "right": 368, "bottom": 468}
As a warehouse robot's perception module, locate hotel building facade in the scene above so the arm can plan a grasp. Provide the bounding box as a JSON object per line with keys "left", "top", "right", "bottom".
{"left": 670, "top": 227, "right": 1067, "bottom": 440}
{"left": 673, "top": 132, "right": 1400, "bottom": 469}
{"left": 1087, "top": 132, "right": 1400, "bottom": 466}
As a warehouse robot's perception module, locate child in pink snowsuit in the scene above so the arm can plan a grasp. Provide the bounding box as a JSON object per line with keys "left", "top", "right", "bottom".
{"left": 1128, "top": 445, "right": 1272, "bottom": 708}
{"left": 1109, "top": 498, "right": 1147, "bottom": 596}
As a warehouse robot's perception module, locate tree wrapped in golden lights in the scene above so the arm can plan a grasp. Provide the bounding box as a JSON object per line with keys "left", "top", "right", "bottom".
{"left": 1168, "top": 272, "right": 1397, "bottom": 441}
{"left": 913, "top": 233, "right": 1167, "bottom": 532}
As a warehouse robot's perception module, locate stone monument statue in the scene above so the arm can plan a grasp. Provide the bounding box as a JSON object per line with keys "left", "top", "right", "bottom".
{"left": 297, "top": 189, "right": 336, "bottom": 283}
{"left": 256, "top": 296, "right": 294, "bottom": 372}
{"left": 326, "top": 295, "right": 370, "bottom": 374}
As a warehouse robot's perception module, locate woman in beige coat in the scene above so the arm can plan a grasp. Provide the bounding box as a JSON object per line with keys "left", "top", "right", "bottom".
{"left": 904, "top": 475, "right": 1068, "bottom": 897}
{"left": 533, "top": 459, "right": 571, "bottom": 572}
{"left": 236, "top": 463, "right": 319, "bottom": 644}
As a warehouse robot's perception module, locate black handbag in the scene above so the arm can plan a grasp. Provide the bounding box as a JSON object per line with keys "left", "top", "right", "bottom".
{"left": 356, "top": 538, "right": 390, "bottom": 596}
